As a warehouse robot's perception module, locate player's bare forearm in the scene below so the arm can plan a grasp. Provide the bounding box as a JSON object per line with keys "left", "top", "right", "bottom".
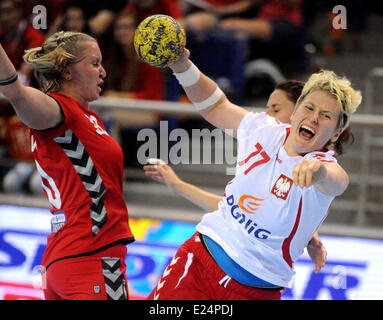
{"left": 293, "top": 160, "right": 349, "bottom": 196}
{"left": 170, "top": 49, "right": 248, "bottom": 136}
{"left": 313, "top": 162, "right": 349, "bottom": 196}
{"left": 173, "top": 180, "right": 222, "bottom": 212}
{"left": 199, "top": 94, "right": 248, "bottom": 137}
{"left": 144, "top": 161, "right": 221, "bottom": 212}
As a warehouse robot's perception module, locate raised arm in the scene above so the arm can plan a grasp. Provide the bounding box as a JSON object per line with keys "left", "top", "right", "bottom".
{"left": 144, "top": 159, "right": 221, "bottom": 212}
{"left": 169, "top": 49, "right": 248, "bottom": 137}
{"left": 0, "top": 44, "right": 62, "bottom": 130}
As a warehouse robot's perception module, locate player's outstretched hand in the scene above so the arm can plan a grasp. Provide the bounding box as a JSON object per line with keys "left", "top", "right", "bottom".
{"left": 292, "top": 160, "right": 326, "bottom": 188}
{"left": 307, "top": 235, "right": 327, "bottom": 273}
{"left": 143, "top": 158, "right": 182, "bottom": 190}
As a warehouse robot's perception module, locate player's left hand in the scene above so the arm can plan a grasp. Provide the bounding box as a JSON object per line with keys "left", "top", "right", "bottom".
{"left": 292, "top": 160, "right": 326, "bottom": 188}
{"left": 307, "top": 235, "right": 327, "bottom": 273}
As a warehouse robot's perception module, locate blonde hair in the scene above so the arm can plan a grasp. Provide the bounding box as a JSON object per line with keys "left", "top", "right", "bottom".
{"left": 23, "top": 31, "right": 96, "bottom": 93}
{"left": 296, "top": 69, "right": 362, "bottom": 130}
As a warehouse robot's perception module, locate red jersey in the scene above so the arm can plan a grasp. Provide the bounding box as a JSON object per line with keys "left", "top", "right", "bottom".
{"left": 0, "top": 21, "right": 45, "bottom": 69}
{"left": 258, "top": 0, "right": 302, "bottom": 27}
{"left": 124, "top": 0, "right": 183, "bottom": 21}
{"left": 204, "top": 0, "right": 238, "bottom": 6}
{"left": 30, "top": 93, "right": 134, "bottom": 269}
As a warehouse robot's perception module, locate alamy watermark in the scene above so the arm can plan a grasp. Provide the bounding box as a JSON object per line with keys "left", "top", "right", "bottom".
{"left": 137, "top": 121, "right": 237, "bottom": 175}
{"left": 332, "top": 265, "right": 348, "bottom": 290}
{"left": 30, "top": 4, "right": 347, "bottom": 34}
{"left": 32, "top": 5, "right": 47, "bottom": 30}
{"left": 332, "top": 5, "right": 347, "bottom": 30}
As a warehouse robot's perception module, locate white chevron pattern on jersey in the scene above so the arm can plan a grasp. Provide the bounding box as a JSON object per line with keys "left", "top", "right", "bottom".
{"left": 102, "top": 257, "right": 127, "bottom": 300}
{"left": 54, "top": 129, "right": 107, "bottom": 236}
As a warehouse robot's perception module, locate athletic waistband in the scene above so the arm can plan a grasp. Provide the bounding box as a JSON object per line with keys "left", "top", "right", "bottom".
{"left": 43, "top": 238, "right": 134, "bottom": 272}
{"left": 199, "top": 233, "right": 283, "bottom": 290}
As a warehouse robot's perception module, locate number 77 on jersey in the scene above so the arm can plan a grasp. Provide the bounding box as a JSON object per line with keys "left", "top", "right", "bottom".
{"left": 238, "top": 142, "right": 271, "bottom": 175}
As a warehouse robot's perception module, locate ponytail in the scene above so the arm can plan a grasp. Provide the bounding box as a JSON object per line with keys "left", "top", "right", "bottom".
{"left": 23, "top": 31, "right": 96, "bottom": 93}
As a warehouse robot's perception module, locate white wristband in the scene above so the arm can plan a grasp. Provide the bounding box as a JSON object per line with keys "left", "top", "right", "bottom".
{"left": 173, "top": 63, "right": 200, "bottom": 87}
{"left": 193, "top": 86, "right": 223, "bottom": 111}
{"left": 146, "top": 158, "right": 166, "bottom": 168}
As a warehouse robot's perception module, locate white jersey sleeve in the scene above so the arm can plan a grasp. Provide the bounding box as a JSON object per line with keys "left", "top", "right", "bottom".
{"left": 237, "top": 111, "right": 287, "bottom": 142}
{"left": 303, "top": 149, "right": 337, "bottom": 163}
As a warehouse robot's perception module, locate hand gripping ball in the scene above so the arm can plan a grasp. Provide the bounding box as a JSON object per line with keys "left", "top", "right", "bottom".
{"left": 134, "top": 14, "right": 186, "bottom": 68}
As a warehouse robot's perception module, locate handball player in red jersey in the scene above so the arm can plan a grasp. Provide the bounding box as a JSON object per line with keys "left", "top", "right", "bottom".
{"left": 0, "top": 31, "right": 134, "bottom": 300}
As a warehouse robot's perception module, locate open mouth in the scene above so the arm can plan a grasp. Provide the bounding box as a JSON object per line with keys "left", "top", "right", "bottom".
{"left": 97, "top": 82, "right": 103, "bottom": 93}
{"left": 299, "top": 125, "right": 316, "bottom": 140}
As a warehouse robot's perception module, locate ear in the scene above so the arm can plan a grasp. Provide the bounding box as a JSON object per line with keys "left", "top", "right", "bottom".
{"left": 330, "top": 128, "right": 343, "bottom": 143}
{"left": 63, "top": 69, "right": 72, "bottom": 81}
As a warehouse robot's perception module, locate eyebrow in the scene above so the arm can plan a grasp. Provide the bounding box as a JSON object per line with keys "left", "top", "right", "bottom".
{"left": 88, "top": 56, "right": 103, "bottom": 65}
{"left": 305, "top": 101, "right": 336, "bottom": 115}
{"left": 305, "top": 101, "right": 316, "bottom": 107}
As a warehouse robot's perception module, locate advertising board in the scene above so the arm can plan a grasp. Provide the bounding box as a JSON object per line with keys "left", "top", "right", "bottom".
{"left": 1, "top": 205, "right": 382, "bottom": 300}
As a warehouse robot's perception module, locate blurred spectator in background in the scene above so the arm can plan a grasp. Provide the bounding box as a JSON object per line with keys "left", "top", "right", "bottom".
{"left": 101, "top": 11, "right": 165, "bottom": 163}
{"left": 61, "top": 5, "right": 89, "bottom": 32}
{"left": 182, "top": 0, "right": 257, "bottom": 31}
{"left": 102, "top": 11, "right": 164, "bottom": 101}
{"left": 303, "top": 0, "right": 368, "bottom": 56}
{"left": 2, "top": 115, "right": 43, "bottom": 195}
{"left": 124, "top": 0, "right": 183, "bottom": 23}
{"left": 179, "top": 0, "right": 304, "bottom": 103}
{"left": 48, "top": 3, "right": 91, "bottom": 35}
{"left": 85, "top": 0, "right": 127, "bottom": 37}
{"left": 0, "top": 0, "right": 45, "bottom": 85}
{"left": 0, "top": 0, "right": 45, "bottom": 194}
{"left": 123, "top": 0, "right": 187, "bottom": 103}
{"left": 0, "top": 103, "right": 13, "bottom": 186}
{"left": 48, "top": 0, "right": 126, "bottom": 39}
{"left": 217, "top": 0, "right": 304, "bottom": 77}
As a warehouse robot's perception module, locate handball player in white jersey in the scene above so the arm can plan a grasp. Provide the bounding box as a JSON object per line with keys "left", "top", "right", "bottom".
{"left": 148, "top": 49, "right": 362, "bottom": 300}
{"left": 145, "top": 80, "right": 330, "bottom": 274}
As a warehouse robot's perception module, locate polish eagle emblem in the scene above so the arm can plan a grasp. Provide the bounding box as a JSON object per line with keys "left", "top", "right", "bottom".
{"left": 271, "top": 174, "right": 293, "bottom": 200}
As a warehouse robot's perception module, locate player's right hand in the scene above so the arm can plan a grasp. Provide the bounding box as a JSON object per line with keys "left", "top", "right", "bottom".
{"left": 169, "top": 48, "right": 191, "bottom": 73}
{"left": 143, "top": 159, "right": 182, "bottom": 190}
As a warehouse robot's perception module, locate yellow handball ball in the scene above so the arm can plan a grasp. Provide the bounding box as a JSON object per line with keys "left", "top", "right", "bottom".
{"left": 134, "top": 14, "right": 186, "bottom": 68}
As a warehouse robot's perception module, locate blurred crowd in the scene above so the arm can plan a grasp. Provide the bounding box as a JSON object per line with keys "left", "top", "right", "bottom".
{"left": 0, "top": 0, "right": 379, "bottom": 194}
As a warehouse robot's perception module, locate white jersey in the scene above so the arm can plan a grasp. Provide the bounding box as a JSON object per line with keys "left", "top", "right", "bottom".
{"left": 196, "top": 112, "right": 337, "bottom": 288}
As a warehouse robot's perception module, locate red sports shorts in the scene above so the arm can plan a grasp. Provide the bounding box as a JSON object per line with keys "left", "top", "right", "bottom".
{"left": 42, "top": 244, "right": 128, "bottom": 300}
{"left": 147, "top": 232, "right": 283, "bottom": 300}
